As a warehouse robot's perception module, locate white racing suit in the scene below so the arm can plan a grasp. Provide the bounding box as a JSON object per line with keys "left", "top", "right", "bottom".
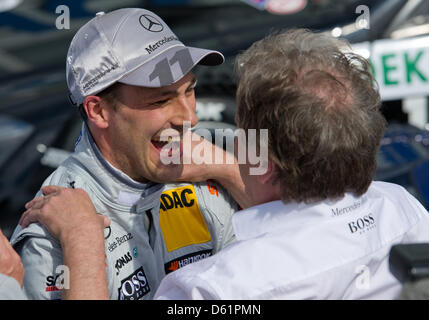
{"left": 10, "top": 124, "right": 238, "bottom": 300}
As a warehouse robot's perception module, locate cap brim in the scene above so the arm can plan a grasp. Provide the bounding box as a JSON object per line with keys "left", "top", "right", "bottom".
{"left": 118, "top": 45, "right": 224, "bottom": 88}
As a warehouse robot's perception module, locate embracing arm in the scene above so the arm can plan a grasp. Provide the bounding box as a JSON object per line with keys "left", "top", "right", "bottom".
{"left": 60, "top": 224, "right": 108, "bottom": 300}
{"left": 20, "top": 186, "right": 109, "bottom": 300}
{"left": 210, "top": 161, "right": 250, "bottom": 210}
{"left": 179, "top": 132, "right": 252, "bottom": 209}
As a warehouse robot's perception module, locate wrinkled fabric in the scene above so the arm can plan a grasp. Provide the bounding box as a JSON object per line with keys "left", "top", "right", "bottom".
{"left": 155, "top": 181, "right": 429, "bottom": 300}
{"left": 10, "top": 123, "right": 237, "bottom": 300}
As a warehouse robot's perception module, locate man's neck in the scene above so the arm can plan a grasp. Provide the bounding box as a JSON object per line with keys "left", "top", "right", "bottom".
{"left": 86, "top": 123, "right": 149, "bottom": 184}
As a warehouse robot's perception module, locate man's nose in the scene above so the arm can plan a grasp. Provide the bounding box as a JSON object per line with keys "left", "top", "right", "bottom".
{"left": 171, "top": 96, "right": 198, "bottom": 128}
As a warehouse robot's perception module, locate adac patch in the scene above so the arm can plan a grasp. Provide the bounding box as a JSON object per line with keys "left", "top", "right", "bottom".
{"left": 159, "top": 185, "right": 211, "bottom": 252}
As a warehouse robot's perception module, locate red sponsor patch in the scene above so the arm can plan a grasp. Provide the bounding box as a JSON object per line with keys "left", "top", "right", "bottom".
{"left": 45, "top": 286, "right": 60, "bottom": 292}
{"left": 206, "top": 180, "right": 219, "bottom": 197}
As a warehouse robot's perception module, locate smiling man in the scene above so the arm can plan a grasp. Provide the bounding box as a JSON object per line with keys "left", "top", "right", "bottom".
{"left": 9, "top": 8, "right": 240, "bottom": 300}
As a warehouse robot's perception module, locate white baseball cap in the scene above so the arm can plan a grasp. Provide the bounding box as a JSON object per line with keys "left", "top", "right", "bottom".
{"left": 66, "top": 8, "right": 224, "bottom": 105}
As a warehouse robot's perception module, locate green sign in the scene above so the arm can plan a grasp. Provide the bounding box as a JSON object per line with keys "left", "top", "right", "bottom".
{"left": 352, "top": 36, "right": 429, "bottom": 101}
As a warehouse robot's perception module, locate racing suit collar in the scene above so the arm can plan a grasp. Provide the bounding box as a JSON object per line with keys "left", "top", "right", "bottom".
{"left": 73, "top": 123, "right": 163, "bottom": 207}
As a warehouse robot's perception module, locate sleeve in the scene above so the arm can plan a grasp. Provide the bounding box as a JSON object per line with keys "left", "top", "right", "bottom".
{"left": 195, "top": 180, "right": 239, "bottom": 252}
{"left": 9, "top": 163, "right": 109, "bottom": 300}
{"left": 154, "top": 271, "right": 220, "bottom": 300}
{"left": 0, "top": 273, "right": 27, "bottom": 300}
{"left": 13, "top": 229, "right": 64, "bottom": 300}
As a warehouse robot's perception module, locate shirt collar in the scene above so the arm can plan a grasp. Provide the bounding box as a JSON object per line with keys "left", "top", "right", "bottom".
{"left": 232, "top": 193, "right": 369, "bottom": 241}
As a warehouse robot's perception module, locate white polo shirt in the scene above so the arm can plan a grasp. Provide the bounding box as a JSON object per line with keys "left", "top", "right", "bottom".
{"left": 154, "top": 181, "right": 429, "bottom": 299}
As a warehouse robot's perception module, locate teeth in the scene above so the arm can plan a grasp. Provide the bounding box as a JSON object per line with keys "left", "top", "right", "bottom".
{"left": 152, "top": 136, "right": 181, "bottom": 143}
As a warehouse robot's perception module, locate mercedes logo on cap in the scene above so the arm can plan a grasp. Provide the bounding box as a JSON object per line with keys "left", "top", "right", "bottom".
{"left": 139, "top": 14, "right": 164, "bottom": 32}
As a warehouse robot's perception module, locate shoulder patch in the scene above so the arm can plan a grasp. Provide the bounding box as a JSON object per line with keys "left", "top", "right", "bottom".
{"left": 159, "top": 185, "right": 211, "bottom": 252}
{"left": 206, "top": 179, "right": 219, "bottom": 197}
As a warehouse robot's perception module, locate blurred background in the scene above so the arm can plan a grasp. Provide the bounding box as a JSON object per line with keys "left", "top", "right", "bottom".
{"left": 1, "top": 0, "right": 429, "bottom": 238}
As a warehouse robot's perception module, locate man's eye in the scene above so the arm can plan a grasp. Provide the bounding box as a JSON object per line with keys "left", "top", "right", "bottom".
{"left": 189, "top": 81, "right": 197, "bottom": 91}
{"left": 186, "top": 83, "right": 197, "bottom": 94}
{"left": 152, "top": 99, "right": 169, "bottom": 106}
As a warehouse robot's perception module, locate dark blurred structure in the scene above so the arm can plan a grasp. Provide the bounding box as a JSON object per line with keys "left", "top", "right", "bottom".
{"left": 390, "top": 243, "right": 429, "bottom": 299}
{"left": 2, "top": 0, "right": 429, "bottom": 240}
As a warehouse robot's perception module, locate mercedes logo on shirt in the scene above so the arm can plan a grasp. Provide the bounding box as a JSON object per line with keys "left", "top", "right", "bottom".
{"left": 104, "top": 226, "right": 112, "bottom": 239}
{"left": 139, "top": 14, "right": 164, "bottom": 32}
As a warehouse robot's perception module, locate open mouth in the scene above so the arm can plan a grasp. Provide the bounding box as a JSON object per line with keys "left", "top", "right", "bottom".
{"left": 151, "top": 136, "right": 182, "bottom": 157}
{"left": 151, "top": 139, "right": 168, "bottom": 151}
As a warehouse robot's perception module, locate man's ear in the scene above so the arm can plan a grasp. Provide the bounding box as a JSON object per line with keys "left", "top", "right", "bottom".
{"left": 83, "top": 95, "right": 110, "bottom": 129}
{"left": 256, "top": 160, "right": 276, "bottom": 185}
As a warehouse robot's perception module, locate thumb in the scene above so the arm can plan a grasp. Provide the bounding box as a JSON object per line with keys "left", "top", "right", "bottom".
{"left": 41, "top": 185, "right": 62, "bottom": 196}
{"left": 100, "top": 215, "right": 111, "bottom": 228}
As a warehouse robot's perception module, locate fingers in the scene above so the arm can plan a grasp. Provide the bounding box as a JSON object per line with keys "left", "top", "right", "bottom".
{"left": 41, "top": 185, "right": 62, "bottom": 196}
{"left": 19, "top": 209, "right": 41, "bottom": 229}
{"left": 24, "top": 196, "right": 40, "bottom": 210}
{"left": 24, "top": 197, "right": 46, "bottom": 211}
{"left": 25, "top": 194, "right": 50, "bottom": 210}
{"left": 96, "top": 214, "right": 110, "bottom": 229}
{"left": 18, "top": 211, "right": 25, "bottom": 227}
{"left": 21, "top": 196, "right": 47, "bottom": 225}
{"left": 24, "top": 185, "right": 63, "bottom": 209}
{"left": 102, "top": 216, "right": 111, "bottom": 228}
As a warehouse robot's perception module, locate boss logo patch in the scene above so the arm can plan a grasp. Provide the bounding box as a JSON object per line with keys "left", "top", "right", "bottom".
{"left": 348, "top": 214, "right": 376, "bottom": 235}
{"left": 118, "top": 267, "right": 150, "bottom": 300}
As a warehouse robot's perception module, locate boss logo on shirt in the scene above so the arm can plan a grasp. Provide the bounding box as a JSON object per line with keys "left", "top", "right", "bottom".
{"left": 159, "top": 185, "right": 211, "bottom": 252}
{"left": 347, "top": 213, "right": 376, "bottom": 235}
{"left": 118, "top": 267, "right": 150, "bottom": 300}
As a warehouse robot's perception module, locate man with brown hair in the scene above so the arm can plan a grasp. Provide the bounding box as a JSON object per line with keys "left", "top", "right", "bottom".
{"left": 153, "top": 29, "right": 429, "bottom": 299}
{"left": 20, "top": 29, "right": 429, "bottom": 299}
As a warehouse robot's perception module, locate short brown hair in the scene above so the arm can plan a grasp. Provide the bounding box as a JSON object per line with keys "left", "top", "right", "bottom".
{"left": 235, "top": 29, "right": 386, "bottom": 203}
{"left": 78, "top": 82, "right": 123, "bottom": 121}
{"left": 97, "top": 82, "right": 123, "bottom": 111}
